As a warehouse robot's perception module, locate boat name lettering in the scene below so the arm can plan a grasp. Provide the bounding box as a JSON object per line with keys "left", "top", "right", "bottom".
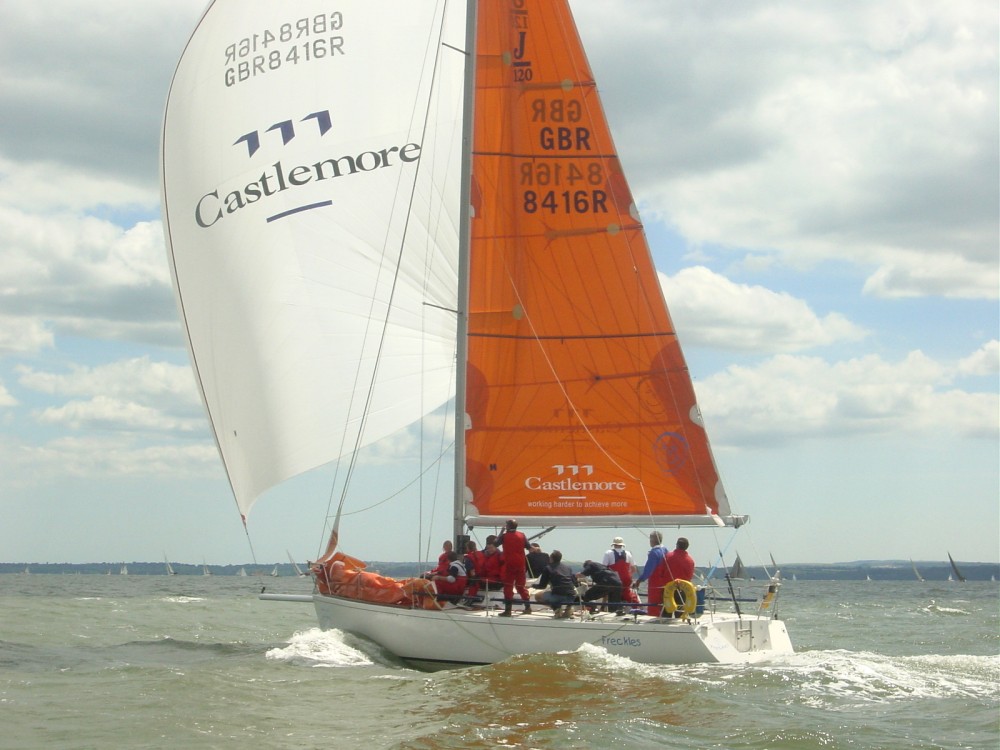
{"left": 519, "top": 161, "right": 603, "bottom": 187}
{"left": 223, "top": 13, "right": 345, "bottom": 88}
{"left": 524, "top": 477, "right": 627, "bottom": 492}
{"left": 523, "top": 190, "right": 608, "bottom": 215}
{"left": 600, "top": 635, "right": 641, "bottom": 648}
{"left": 194, "top": 143, "right": 420, "bottom": 228}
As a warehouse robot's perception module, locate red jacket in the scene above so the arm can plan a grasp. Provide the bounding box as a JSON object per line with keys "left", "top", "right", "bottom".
{"left": 498, "top": 530, "right": 529, "bottom": 572}
{"left": 663, "top": 549, "right": 695, "bottom": 581}
{"left": 427, "top": 551, "right": 449, "bottom": 577}
{"left": 466, "top": 550, "right": 485, "bottom": 578}
{"left": 479, "top": 550, "right": 503, "bottom": 583}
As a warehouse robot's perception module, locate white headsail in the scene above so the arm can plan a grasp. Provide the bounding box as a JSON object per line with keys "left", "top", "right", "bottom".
{"left": 162, "top": 2, "right": 467, "bottom": 516}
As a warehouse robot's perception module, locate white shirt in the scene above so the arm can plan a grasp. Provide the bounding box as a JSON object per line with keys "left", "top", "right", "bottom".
{"left": 601, "top": 548, "right": 633, "bottom": 567}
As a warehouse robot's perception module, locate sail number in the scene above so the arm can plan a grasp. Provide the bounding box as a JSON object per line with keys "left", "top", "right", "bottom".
{"left": 224, "top": 13, "right": 345, "bottom": 88}
{"left": 523, "top": 189, "right": 608, "bottom": 214}
{"left": 520, "top": 161, "right": 603, "bottom": 186}
{"left": 224, "top": 13, "right": 344, "bottom": 61}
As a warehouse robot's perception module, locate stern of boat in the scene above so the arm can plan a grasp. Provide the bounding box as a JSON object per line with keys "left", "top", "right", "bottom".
{"left": 695, "top": 614, "right": 794, "bottom": 663}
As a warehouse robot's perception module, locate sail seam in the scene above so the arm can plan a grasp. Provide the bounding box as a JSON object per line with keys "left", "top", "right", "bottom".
{"left": 468, "top": 332, "right": 676, "bottom": 340}
{"left": 473, "top": 150, "right": 618, "bottom": 160}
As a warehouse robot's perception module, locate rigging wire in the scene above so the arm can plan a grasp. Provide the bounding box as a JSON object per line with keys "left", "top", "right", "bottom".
{"left": 317, "top": 3, "right": 458, "bottom": 562}
{"left": 334, "top": 442, "right": 454, "bottom": 518}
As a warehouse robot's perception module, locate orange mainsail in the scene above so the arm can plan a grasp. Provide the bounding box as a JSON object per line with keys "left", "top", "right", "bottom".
{"left": 465, "top": 0, "right": 725, "bottom": 524}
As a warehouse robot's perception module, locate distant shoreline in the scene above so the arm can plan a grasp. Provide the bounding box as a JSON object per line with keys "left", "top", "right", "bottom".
{"left": 3, "top": 560, "right": 998, "bottom": 581}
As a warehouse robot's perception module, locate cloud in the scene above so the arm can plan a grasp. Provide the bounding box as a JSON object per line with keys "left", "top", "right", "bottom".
{"left": 958, "top": 340, "right": 1000, "bottom": 377}
{"left": 6, "top": 436, "right": 219, "bottom": 482}
{"left": 0, "top": 0, "right": 207, "bottom": 189}
{"left": 17, "top": 356, "right": 202, "bottom": 430}
{"left": 577, "top": 1, "right": 998, "bottom": 299}
{"left": 0, "top": 315, "right": 53, "bottom": 356}
{"left": 0, "top": 156, "right": 159, "bottom": 215}
{"left": 862, "top": 254, "right": 999, "bottom": 299}
{"left": 1, "top": 356, "right": 212, "bottom": 479}
{"left": 35, "top": 396, "right": 203, "bottom": 433}
{"left": 17, "top": 355, "right": 196, "bottom": 399}
{"left": 0, "top": 202, "right": 179, "bottom": 346}
{"left": 697, "top": 348, "right": 999, "bottom": 444}
{"left": 660, "top": 266, "right": 867, "bottom": 352}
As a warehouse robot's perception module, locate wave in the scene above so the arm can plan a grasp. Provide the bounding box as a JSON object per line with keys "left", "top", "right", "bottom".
{"left": 922, "top": 600, "right": 970, "bottom": 615}
{"left": 528, "top": 643, "right": 999, "bottom": 706}
{"left": 265, "top": 627, "right": 377, "bottom": 668}
{"left": 759, "top": 649, "right": 999, "bottom": 706}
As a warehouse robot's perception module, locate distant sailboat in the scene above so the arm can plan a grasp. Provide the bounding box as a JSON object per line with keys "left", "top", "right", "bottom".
{"left": 910, "top": 560, "right": 925, "bottom": 582}
{"left": 947, "top": 552, "right": 966, "bottom": 582}
{"left": 287, "top": 551, "right": 307, "bottom": 578}
{"left": 269, "top": 565, "right": 279, "bottom": 578}
{"left": 164, "top": 556, "right": 177, "bottom": 576}
{"left": 729, "top": 554, "right": 746, "bottom": 580}
{"left": 22, "top": 565, "right": 30, "bottom": 575}
{"left": 120, "top": 564, "right": 129, "bottom": 576}
{"left": 202, "top": 561, "right": 212, "bottom": 577}
{"left": 769, "top": 553, "right": 782, "bottom": 581}
{"left": 238, "top": 567, "right": 247, "bottom": 577}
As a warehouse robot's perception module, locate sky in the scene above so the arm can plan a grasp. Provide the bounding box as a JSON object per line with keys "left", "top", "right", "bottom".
{"left": 0, "top": 1, "right": 996, "bottom": 569}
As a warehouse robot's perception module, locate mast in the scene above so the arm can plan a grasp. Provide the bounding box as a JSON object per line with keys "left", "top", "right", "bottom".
{"left": 453, "top": 0, "right": 478, "bottom": 544}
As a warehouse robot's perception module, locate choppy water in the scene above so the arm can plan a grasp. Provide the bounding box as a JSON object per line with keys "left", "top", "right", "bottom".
{"left": 1, "top": 575, "right": 996, "bottom": 749}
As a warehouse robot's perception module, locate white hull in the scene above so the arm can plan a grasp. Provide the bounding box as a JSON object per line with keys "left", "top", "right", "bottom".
{"left": 313, "top": 594, "right": 793, "bottom": 668}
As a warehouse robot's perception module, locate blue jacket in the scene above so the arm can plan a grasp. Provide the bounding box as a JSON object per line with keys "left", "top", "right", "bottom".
{"left": 635, "top": 546, "right": 668, "bottom": 584}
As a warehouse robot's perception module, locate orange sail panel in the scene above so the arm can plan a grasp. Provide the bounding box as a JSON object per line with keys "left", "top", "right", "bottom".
{"left": 465, "top": 0, "right": 723, "bottom": 521}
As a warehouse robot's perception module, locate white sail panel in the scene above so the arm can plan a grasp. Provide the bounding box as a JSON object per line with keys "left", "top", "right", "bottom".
{"left": 162, "top": 1, "right": 465, "bottom": 515}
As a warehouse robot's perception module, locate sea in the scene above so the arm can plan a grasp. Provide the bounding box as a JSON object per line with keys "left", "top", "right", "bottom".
{"left": 1, "top": 574, "right": 997, "bottom": 750}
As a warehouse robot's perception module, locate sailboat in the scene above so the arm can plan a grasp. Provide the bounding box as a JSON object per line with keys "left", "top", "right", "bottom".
{"left": 946, "top": 552, "right": 966, "bottom": 583}
{"left": 161, "top": 0, "right": 793, "bottom": 667}
{"left": 287, "top": 552, "right": 308, "bottom": 578}
{"left": 164, "top": 556, "right": 177, "bottom": 576}
{"left": 911, "top": 559, "right": 925, "bottom": 582}
{"left": 238, "top": 567, "right": 247, "bottom": 577}
{"left": 768, "top": 553, "right": 782, "bottom": 581}
{"left": 120, "top": 564, "right": 128, "bottom": 576}
{"left": 729, "top": 555, "right": 747, "bottom": 581}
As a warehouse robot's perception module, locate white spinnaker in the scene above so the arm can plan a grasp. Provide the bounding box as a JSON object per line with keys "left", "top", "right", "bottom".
{"left": 161, "top": 1, "right": 465, "bottom": 516}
